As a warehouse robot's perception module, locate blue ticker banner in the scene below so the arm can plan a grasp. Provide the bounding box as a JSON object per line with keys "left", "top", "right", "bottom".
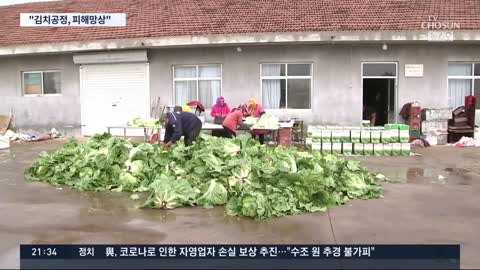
{"left": 20, "top": 244, "right": 460, "bottom": 269}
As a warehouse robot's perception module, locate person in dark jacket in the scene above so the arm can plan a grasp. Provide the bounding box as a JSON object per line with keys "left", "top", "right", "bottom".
{"left": 363, "top": 104, "right": 377, "bottom": 126}
{"left": 163, "top": 111, "right": 203, "bottom": 147}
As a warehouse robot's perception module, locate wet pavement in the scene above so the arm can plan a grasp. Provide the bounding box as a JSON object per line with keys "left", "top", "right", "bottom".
{"left": 1, "top": 140, "right": 480, "bottom": 269}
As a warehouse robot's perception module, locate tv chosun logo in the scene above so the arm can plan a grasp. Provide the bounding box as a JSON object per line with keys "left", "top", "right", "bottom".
{"left": 421, "top": 15, "right": 461, "bottom": 30}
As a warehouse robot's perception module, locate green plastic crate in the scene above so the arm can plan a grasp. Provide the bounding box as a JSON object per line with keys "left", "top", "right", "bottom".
{"left": 399, "top": 124, "right": 410, "bottom": 131}
{"left": 410, "top": 130, "right": 421, "bottom": 138}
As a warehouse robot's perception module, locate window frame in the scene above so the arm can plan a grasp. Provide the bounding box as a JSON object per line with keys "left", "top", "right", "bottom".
{"left": 172, "top": 64, "right": 223, "bottom": 106}
{"left": 361, "top": 62, "right": 398, "bottom": 79}
{"left": 447, "top": 62, "right": 480, "bottom": 108}
{"left": 260, "top": 63, "right": 313, "bottom": 109}
{"left": 22, "top": 70, "right": 62, "bottom": 97}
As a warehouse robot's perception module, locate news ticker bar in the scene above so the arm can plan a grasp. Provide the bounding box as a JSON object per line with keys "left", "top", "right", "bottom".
{"left": 20, "top": 244, "right": 460, "bottom": 269}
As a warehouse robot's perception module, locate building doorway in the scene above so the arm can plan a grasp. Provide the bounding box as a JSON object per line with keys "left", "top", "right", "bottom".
{"left": 362, "top": 63, "right": 398, "bottom": 126}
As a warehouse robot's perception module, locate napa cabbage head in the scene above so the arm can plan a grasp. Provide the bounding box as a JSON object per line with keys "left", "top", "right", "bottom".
{"left": 197, "top": 180, "right": 228, "bottom": 208}
{"left": 125, "top": 160, "right": 146, "bottom": 177}
{"left": 117, "top": 172, "right": 140, "bottom": 191}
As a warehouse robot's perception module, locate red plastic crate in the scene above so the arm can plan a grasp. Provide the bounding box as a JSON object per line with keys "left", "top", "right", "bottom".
{"left": 278, "top": 128, "right": 292, "bottom": 147}
{"left": 408, "top": 117, "right": 421, "bottom": 124}
{"left": 410, "top": 122, "right": 421, "bottom": 130}
{"left": 410, "top": 106, "right": 421, "bottom": 115}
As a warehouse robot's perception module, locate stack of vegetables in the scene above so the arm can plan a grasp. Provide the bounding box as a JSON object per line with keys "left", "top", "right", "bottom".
{"left": 130, "top": 118, "right": 161, "bottom": 128}
{"left": 25, "top": 133, "right": 384, "bottom": 219}
{"left": 252, "top": 114, "right": 279, "bottom": 129}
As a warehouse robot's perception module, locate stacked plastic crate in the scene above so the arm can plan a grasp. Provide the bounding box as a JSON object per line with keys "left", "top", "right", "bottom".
{"left": 407, "top": 103, "right": 422, "bottom": 141}
{"left": 421, "top": 108, "right": 451, "bottom": 145}
{"left": 306, "top": 125, "right": 410, "bottom": 156}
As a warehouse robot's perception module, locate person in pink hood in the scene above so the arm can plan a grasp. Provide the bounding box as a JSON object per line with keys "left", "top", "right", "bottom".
{"left": 210, "top": 96, "right": 230, "bottom": 136}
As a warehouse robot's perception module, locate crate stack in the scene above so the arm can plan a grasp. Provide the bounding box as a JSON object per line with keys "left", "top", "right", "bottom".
{"left": 278, "top": 121, "right": 294, "bottom": 147}
{"left": 407, "top": 103, "right": 422, "bottom": 141}
{"left": 306, "top": 125, "right": 411, "bottom": 156}
{"left": 421, "top": 108, "right": 451, "bottom": 145}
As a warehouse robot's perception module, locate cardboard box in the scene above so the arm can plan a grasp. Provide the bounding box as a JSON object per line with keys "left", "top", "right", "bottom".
{"left": 381, "top": 130, "right": 392, "bottom": 143}
{"left": 353, "top": 143, "right": 364, "bottom": 155}
{"left": 373, "top": 144, "right": 383, "bottom": 156}
{"left": 339, "top": 130, "right": 351, "bottom": 143}
{"left": 421, "top": 108, "right": 453, "bottom": 121}
{"left": 321, "top": 130, "right": 332, "bottom": 143}
{"left": 331, "top": 130, "right": 343, "bottom": 143}
{"left": 385, "top": 124, "right": 399, "bottom": 130}
{"left": 342, "top": 143, "right": 353, "bottom": 155}
{"left": 306, "top": 137, "right": 313, "bottom": 145}
{"left": 312, "top": 131, "right": 322, "bottom": 143}
{"left": 361, "top": 130, "right": 371, "bottom": 143}
{"left": 392, "top": 143, "right": 402, "bottom": 156}
{"left": 421, "top": 120, "right": 448, "bottom": 134}
{"left": 390, "top": 129, "right": 400, "bottom": 143}
{"left": 437, "top": 133, "right": 448, "bottom": 145}
{"left": 351, "top": 130, "right": 361, "bottom": 143}
{"left": 322, "top": 142, "right": 332, "bottom": 154}
{"left": 400, "top": 130, "right": 409, "bottom": 143}
{"left": 383, "top": 144, "right": 393, "bottom": 156}
{"left": 371, "top": 130, "right": 381, "bottom": 143}
{"left": 401, "top": 143, "right": 411, "bottom": 156}
{"left": 332, "top": 143, "right": 342, "bottom": 155}
{"left": 364, "top": 143, "right": 374, "bottom": 155}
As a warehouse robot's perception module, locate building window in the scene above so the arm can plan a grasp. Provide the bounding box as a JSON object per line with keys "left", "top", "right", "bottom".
{"left": 261, "top": 63, "right": 311, "bottom": 109}
{"left": 173, "top": 64, "right": 222, "bottom": 107}
{"left": 22, "top": 71, "right": 61, "bottom": 95}
{"left": 448, "top": 63, "right": 480, "bottom": 109}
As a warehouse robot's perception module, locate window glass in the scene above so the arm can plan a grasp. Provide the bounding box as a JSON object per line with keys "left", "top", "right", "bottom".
{"left": 261, "top": 64, "right": 286, "bottom": 77}
{"left": 262, "top": 79, "right": 284, "bottom": 109}
{"left": 474, "top": 64, "right": 480, "bottom": 76}
{"left": 363, "top": 64, "right": 396, "bottom": 77}
{"left": 288, "top": 64, "right": 311, "bottom": 76}
{"left": 24, "top": 72, "right": 42, "bottom": 95}
{"left": 287, "top": 79, "right": 311, "bottom": 109}
{"left": 199, "top": 65, "right": 221, "bottom": 78}
{"left": 261, "top": 64, "right": 311, "bottom": 109}
{"left": 448, "top": 79, "right": 471, "bottom": 109}
{"left": 199, "top": 80, "right": 221, "bottom": 107}
{"left": 43, "top": 71, "right": 61, "bottom": 94}
{"left": 175, "top": 81, "right": 196, "bottom": 105}
{"left": 448, "top": 64, "right": 472, "bottom": 76}
{"left": 174, "top": 66, "right": 196, "bottom": 79}
{"left": 174, "top": 65, "right": 222, "bottom": 106}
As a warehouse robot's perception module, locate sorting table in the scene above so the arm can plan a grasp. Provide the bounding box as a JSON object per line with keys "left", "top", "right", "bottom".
{"left": 201, "top": 123, "right": 224, "bottom": 130}
{"left": 106, "top": 126, "right": 162, "bottom": 141}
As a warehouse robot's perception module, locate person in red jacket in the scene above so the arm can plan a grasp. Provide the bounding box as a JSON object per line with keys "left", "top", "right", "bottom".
{"left": 210, "top": 96, "right": 230, "bottom": 137}
{"left": 222, "top": 107, "right": 244, "bottom": 138}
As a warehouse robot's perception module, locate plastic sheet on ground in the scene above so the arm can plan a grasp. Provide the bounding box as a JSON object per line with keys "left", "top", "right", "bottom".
{"left": 454, "top": 137, "right": 480, "bottom": 147}
{"left": 411, "top": 139, "right": 430, "bottom": 147}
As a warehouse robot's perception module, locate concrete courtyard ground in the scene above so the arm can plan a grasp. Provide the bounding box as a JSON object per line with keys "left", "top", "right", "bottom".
{"left": 0, "top": 139, "right": 479, "bottom": 269}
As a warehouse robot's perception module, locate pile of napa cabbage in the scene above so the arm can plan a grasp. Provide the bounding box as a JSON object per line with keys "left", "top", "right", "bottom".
{"left": 25, "top": 133, "right": 384, "bottom": 219}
